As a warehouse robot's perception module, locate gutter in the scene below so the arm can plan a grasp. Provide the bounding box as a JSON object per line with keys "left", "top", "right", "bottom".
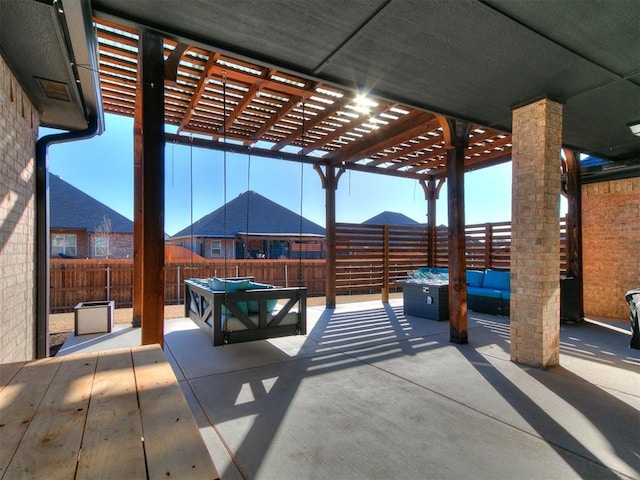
{"left": 35, "top": 115, "right": 99, "bottom": 359}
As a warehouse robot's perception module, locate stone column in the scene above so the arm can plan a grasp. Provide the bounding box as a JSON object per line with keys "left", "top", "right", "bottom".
{"left": 510, "top": 98, "right": 562, "bottom": 367}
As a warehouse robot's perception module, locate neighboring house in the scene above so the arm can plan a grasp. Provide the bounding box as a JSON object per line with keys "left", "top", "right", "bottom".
{"left": 50, "top": 174, "right": 134, "bottom": 258}
{"left": 170, "top": 191, "right": 325, "bottom": 259}
{"left": 363, "top": 211, "right": 422, "bottom": 226}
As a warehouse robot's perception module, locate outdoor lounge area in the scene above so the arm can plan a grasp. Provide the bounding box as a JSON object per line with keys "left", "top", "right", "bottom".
{"left": 43, "top": 299, "right": 639, "bottom": 479}
{"left": 1, "top": 2, "right": 639, "bottom": 479}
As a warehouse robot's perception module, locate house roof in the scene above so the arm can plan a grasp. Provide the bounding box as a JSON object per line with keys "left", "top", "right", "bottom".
{"left": 172, "top": 190, "right": 325, "bottom": 239}
{"left": 362, "top": 211, "right": 422, "bottom": 226}
{"left": 50, "top": 174, "right": 133, "bottom": 234}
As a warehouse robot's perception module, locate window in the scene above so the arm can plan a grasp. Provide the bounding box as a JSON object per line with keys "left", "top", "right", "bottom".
{"left": 94, "top": 236, "right": 109, "bottom": 257}
{"left": 211, "top": 240, "right": 222, "bottom": 257}
{"left": 51, "top": 234, "right": 77, "bottom": 257}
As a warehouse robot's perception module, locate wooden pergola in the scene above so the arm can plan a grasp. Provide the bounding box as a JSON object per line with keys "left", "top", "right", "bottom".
{"left": 93, "top": 19, "right": 581, "bottom": 350}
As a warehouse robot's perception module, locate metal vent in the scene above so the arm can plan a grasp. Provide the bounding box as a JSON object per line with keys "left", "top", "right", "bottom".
{"left": 36, "top": 77, "right": 71, "bottom": 102}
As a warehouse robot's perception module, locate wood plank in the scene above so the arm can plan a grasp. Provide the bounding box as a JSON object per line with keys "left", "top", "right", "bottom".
{"left": 75, "top": 348, "right": 146, "bottom": 480}
{"left": 0, "top": 361, "right": 26, "bottom": 390}
{"left": 0, "top": 358, "right": 60, "bottom": 475}
{"left": 132, "top": 345, "right": 219, "bottom": 479}
{"left": 3, "top": 353, "right": 97, "bottom": 479}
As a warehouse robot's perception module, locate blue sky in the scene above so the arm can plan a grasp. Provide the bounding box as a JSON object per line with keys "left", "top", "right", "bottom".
{"left": 43, "top": 113, "right": 518, "bottom": 236}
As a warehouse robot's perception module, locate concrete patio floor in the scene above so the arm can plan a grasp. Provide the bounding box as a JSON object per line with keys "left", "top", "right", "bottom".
{"left": 59, "top": 299, "right": 640, "bottom": 480}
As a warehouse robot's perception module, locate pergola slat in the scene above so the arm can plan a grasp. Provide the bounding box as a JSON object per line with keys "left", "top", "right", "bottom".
{"left": 93, "top": 18, "right": 513, "bottom": 176}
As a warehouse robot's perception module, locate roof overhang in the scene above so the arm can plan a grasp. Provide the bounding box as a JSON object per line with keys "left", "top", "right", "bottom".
{"left": 0, "top": 0, "right": 103, "bottom": 132}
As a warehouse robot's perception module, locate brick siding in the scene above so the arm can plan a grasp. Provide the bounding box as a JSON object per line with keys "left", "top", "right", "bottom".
{"left": 582, "top": 177, "right": 640, "bottom": 320}
{"left": 0, "top": 55, "right": 38, "bottom": 362}
{"left": 510, "top": 98, "right": 562, "bottom": 367}
{"left": 89, "top": 232, "right": 133, "bottom": 259}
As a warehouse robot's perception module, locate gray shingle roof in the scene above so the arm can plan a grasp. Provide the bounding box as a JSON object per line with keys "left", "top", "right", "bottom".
{"left": 50, "top": 174, "right": 133, "bottom": 233}
{"left": 362, "top": 211, "right": 421, "bottom": 226}
{"left": 172, "top": 191, "right": 325, "bottom": 238}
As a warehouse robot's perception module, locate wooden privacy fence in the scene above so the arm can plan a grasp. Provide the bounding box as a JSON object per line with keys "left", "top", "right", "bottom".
{"left": 50, "top": 219, "right": 569, "bottom": 312}
{"left": 334, "top": 219, "right": 569, "bottom": 295}
{"left": 335, "top": 224, "right": 429, "bottom": 294}
{"left": 50, "top": 259, "right": 325, "bottom": 313}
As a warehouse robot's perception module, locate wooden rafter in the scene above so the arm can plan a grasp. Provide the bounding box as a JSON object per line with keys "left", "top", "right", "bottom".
{"left": 94, "top": 18, "right": 514, "bottom": 181}
{"left": 252, "top": 90, "right": 303, "bottom": 143}
{"left": 371, "top": 119, "right": 443, "bottom": 169}
{"left": 271, "top": 94, "right": 351, "bottom": 151}
{"left": 301, "top": 102, "right": 399, "bottom": 155}
{"left": 177, "top": 53, "right": 219, "bottom": 134}
{"left": 325, "top": 110, "right": 435, "bottom": 166}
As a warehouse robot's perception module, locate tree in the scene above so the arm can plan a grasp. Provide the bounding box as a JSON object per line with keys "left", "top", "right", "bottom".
{"left": 94, "top": 214, "right": 112, "bottom": 258}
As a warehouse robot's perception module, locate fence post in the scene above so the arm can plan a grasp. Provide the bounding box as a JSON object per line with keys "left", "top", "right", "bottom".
{"left": 484, "top": 223, "right": 493, "bottom": 269}
{"left": 106, "top": 266, "right": 111, "bottom": 301}
{"left": 177, "top": 265, "right": 181, "bottom": 304}
{"left": 382, "top": 225, "right": 389, "bottom": 303}
{"left": 284, "top": 263, "right": 289, "bottom": 287}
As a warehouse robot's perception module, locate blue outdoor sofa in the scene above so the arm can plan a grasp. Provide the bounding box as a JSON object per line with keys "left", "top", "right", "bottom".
{"left": 417, "top": 267, "right": 511, "bottom": 316}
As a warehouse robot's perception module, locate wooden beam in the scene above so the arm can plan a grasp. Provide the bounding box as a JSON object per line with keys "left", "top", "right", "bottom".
{"left": 438, "top": 116, "right": 471, "bottom": 344}
{"left": 562, "top": 149, "right": 584, "bottom": 319}
{"left": 132, "top": 73, "right": 143, "bottom": 328}
{"left": 138, "top": 30, "right": 165, "bottom": 346}
{"left": 164, "top": 43, "right": 188, "bottom": 83}
{"left": 426, "top": 149, "right": 512, "bottom": 178}
{"left": 325, "top": 110, "right": 435, "bottom": 166}
{"left": 271, "top": 95, "right": 352, "bottom": 152}
{"left": 382, "top": 125, "right": 444, "bottom": 169}
{"left": 253, "top": 92, "right": 302, "bottom": 142}
{"left": 226, "top": 82, "right": 263, "bottom": 134}
{"left": 315, "top": 165, "right": 339, "bottom": 308}
{"left": 382, "top": 225, "right": 390, "bottom": 303}
{"left": 165, "top": 132, "right": 323, "bottom": 167}
{"left": 177, "top": 53, "right": 219, "bottom": 134}
{"left": 420, "top": 177, "right": 444, "bottom": 267}
{"left": 300, "top": 102, "right": 397, "bottom": 155}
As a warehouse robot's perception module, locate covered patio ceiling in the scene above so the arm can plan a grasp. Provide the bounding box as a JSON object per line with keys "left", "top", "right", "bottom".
{"left": 95, "top": 19, "right": 512, "bottom": 181}
{"left": 3, "top": 1, "right": 637, "bottom": 173}
{"left": 90, "top": 0, "right": 639, "bottom": 168}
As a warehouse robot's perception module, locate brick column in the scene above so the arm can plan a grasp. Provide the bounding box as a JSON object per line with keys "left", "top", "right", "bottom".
{"left": 510, "top": 98, "right": 562, "bottom": 367}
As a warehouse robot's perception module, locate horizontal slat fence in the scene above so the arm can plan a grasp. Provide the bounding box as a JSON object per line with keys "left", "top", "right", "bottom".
{"left": 50, "top": 219, "right": 569, "bottom": 312}
{"left": 334, "top": 218, "right": 568, "bottom": 295}
{"left": 50, "top": 259, "right": 325, "bottom": 313}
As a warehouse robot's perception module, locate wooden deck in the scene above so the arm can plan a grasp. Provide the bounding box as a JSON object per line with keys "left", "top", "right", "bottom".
{"left": 0, "top": 345, "right": 219, "bottom": 479}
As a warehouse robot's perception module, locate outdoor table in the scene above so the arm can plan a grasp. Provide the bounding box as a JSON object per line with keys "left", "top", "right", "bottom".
{"left": 0, "top": 345, "right": 219, "bottom": 479}
{"left": 396, "top": 279, "right": 449, "bottom": 321}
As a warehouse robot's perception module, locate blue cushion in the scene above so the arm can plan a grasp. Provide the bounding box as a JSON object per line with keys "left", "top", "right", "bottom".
{"left": 206, "top": 278, "right": 251, "bottom": 316}
{"left": 224, "top": 300, "right": 249, "bottom": 316}
{"left": 482, "top": 270, "right": 510, "bottom": 291}
{"left": 207, "top": 277, "right": 252, "bottom": 292}
{"left": 501, "top": 291, "right": 511, "bottom": 301}
{"left": 247, "top": 282, "right": 278, "bottom": 313}
{"left": 467, "top": 286, "right": 502, "bottom": 299}
{"left": 466, "top": 270, "right": 485, "bottom": 288}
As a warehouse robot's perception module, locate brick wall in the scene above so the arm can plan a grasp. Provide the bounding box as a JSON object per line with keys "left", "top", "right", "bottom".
{"left": 50, "top": 229, "right": 88, "bottom": 258}
{"left": 0, "top": 55, "right": 38, "bottom": 362}
{"left": 89, "top": 232, "right": 133, "bottom": 258}
{"left": 582, "top": 177, "right": 640, "bottom": 320}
